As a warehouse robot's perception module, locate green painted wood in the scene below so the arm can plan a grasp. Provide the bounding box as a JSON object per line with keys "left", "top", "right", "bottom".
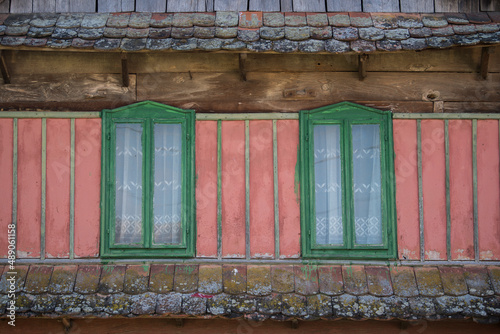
{"left": 101, "top": 101, "right": 195, "bottom": 258}
{"left": 196, "top": 113, "right": 299, "bottom": 121}
{"left": 12, "top": 118, "right": 18, "bottom": 257}
{"left": 417, "top": 120, "right": 424, "bottom": 262}
{"left": 394, "top": 113, "right": 500, "bottom": 119}
{"left": 69, "top": 119, "right": 75, "bottom": 260}
{"left": 0, "top": 112, "right": 100, "bottom": 118}
{"left": 216, "top": 120, "right": 222, "bottom": 260}
{"left": 273, "top": 120, "right": 280, "bottom": 260}
{"left": 445, "top": 120, "right": 451, "bottom": 261}
{"left": 472, "top": 119, "right": 479, "bottom": 261}
{"left": 41, "top": 118, "right": 47, "bottom": 260}
{"left": 245, "top": 120, "right": 250, "bottom": 260}
{"left": 299, "top": 102, "right": 397, "bottom": 259}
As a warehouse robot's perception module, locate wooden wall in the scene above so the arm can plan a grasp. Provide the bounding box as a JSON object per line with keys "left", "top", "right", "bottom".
{"left": 1, "top": 0, "right": 499, "bottom": 13}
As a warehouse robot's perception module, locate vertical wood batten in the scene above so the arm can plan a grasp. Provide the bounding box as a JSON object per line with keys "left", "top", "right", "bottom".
{"left": 74, "top": 119, "right": 101, "bottom": 258}
{"left": 445, "top": 120, "right": 451, "bottom": 261}
{"left": 217, "top": 120, "right": 222, "bottom": 260}
{"left": 0, "top": 119, "right": 14, "bottom": 258}
{"left": 449, "top": 120, "right": 474, "bottom": 260}
{"left": 195, "top": 121, "right": 218, "bottom": 258}
{"left": 12, "top": 119, "right": 17, "bottom": 257}
{"left": 393, "top": 120, "right": 420, "bottom": 260}
{"left": 417, "top": 120, "right": 424, "bottom": 261}
{"left": 273, "top": 120, "right": 280, "bottom": 259}
{"left": 249, "top": 120, "right": 275, "bottom": 259}
{"left": 70, "top": 119, "right": 75, "bottom": 259}
{"left": 245, "top": 120, "right": 250, "bottom": 260}
{"left": 476, "top": 120, "right": 500, "bottom": 260}
{"left": 41, "top": 118, "right": 47, "bottom": 260}
{"left": 473, "top": 119, "right": 479, "bottom": 261}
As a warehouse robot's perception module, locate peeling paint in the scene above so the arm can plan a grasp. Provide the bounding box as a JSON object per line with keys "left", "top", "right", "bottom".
{"left": 400, "top": 248, "right": 416, "bottom": 260}
{"left": 480, "top": 250, "right": 495, "bottom": 260}
{"left": 425, "top": 250, "right": 442, "bottom": 260}
{"left": 251, "top": 253, "right": 273, "bottom": 259}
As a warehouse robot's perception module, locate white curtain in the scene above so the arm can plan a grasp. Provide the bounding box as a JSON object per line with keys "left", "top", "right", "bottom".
{"left": 153, "top": 123, "right": 182, "bottom": 245}
{"left": 314, "top": 125, "right": 343, "bottom": 245}
{"left": 115, "top": 123, "right": 143, "bottom": 244}
{"left": 352, "top": 124, "right": 382, "bottom": 245}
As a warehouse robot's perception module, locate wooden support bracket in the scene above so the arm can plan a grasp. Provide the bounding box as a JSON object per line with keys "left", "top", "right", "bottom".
{"left": 0, "top": 51, "right": 11, "bottom": 84}
{"left": 121, "top": 53, "right": 129, "bottom": 87}
{"left": 239, "top": 53, "right": 247, "bottom": 82}
{"left": 358, "top": 54, "right": 368, "bottom": 81}
{"left": 480, "top": 47, "right": 493, "bottom": 80}
{"left": 61, "top": 318, "right": 72, "bottom": 333}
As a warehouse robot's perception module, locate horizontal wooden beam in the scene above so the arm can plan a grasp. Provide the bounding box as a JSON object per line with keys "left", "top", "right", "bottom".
{"left": 196, "top": 113, "right": 298, "bottom": 120}
{"left": 394, "top": 113, "right": 500, "bottom": 119}
{"left": 0, "top": 111, "right": 100, "bottom": 118}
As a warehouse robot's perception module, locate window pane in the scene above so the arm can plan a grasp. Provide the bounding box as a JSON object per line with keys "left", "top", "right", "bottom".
{"left": 314, "top": 125, "right": 343, "bottom": 245}
{"left": 115, "top": 123, "right": 143, "bottom": 244}
{"left": 352, "top": 124, "right": 382, "bottom": 245}
{"left": 153, "top": 124, "right": 182, "bottom": 245}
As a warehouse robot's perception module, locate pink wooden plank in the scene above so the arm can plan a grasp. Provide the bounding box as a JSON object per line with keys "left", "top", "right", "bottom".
{"left": 249, "top": 120, "right": 275, "bottom": 258}
{"left": 477, "top": 120, "right": 500, "bottom": 260}
{"left": 221, "top": 121, "right": 246, "bottom": 258}
{"left": 45, "top": 119, "right": 71, "bottom": 258}
{"left": 0, "top": 119, "right": 13, "bottom": 258}
{"left": 421, "top": 120, "right": 447, "bottom": 260}
{"left": 17, "top": 119, "right": 42, "bottom": 258}
{"left": 393, "top": 120, "right": 420, "bottom": 260}
{"left": 195, "top": 121, "right": 218, "bottom": 258}
{"left": 449, "top": 120, "right": 474, "bottom": 260}
{"left": 277, "top": 120, "right": 300, "bottom": 258}
{"left": 74, "top": 119, "right": 101, "bottom": 258}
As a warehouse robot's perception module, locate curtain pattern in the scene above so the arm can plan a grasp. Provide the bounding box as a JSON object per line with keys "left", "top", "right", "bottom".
{"left": 115, "top": 123, "right": 143, "bottom": 244}
{"left": 153, "top": 124, "right": 182, "bottom": 245}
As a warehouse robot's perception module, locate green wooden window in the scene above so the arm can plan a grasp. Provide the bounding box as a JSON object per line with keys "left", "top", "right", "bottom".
{"left": 299, "top": 102, "right": 397, "bottom": 259}
{"left": 101, "top": 101, "right": 195, "bottom": 258}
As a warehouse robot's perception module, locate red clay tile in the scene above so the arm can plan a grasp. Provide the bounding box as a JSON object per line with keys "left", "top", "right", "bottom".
{"left": 439, "top": 266, "right": 468, "bottom": 296}
{"left": 327, "top": 12, "right": 350, "bottom": 27}
{"left": 294, "top": 265, "right": 319, "bottom": 295}
{"left": 48, "top": 265, "right": 78, "bottom": 294}
{"left": 342, "top": 265, "right": 368, "bottom": 295}
{"left": 488, "top": 266, "right": 500, "bottom": 295}
{"left": 464, "top": 265, "right": 495, "bottom": 296}
{"left": 488, "top": 12, "right": 500, "bottom": 23}
{"left": 365, "top": 266, "right": 393, "bottom": 297}
{"left": 371, "top": 13, "right": 398, "bottom": 29}
{"left": 74, "top": 265, "right": 101, "bottom": 294}
{"left": 98, "top": 265, "right": 126, "bottom": 294}
{"left": 390, "top": 266, "right": 418, "bottom": 297}
{"left": 318, "top": 265, "right": 343, "bottom": 295}
{"left": 349, "top": 12, "right": 372, "bottom": 27}
{"left": 198, "top": 265, "right": 222, "bottom": 294}
{"left": 223, "top": 265, "right": 247, "bottom": 294}
{"left": 239, "top": 11, "right": 262, "bottom": 28}
{"left": 174, "top": 264, "right": 199, "bottom": 293}
{"left": 414, "top": 267, "right": 444, "bottom": 297}
{"left": 271, "top": 265, "right": 294, "bottom": 293}
{"left": 467, "top": 12, "right": 491, "bottom": 24}
{"left": 149, "top": 264, "right": 175, "bottom": 293}
{"left": 285, "top": 12, "right": 306, "bottom": 27}
{"left": 247, "top": 265, "right": 271, "bottom": 296}
{"left": 124, "top": 265, "right": 150, "bottom": 294}
{"left": 24, "top": 265, "right": 53, "bottom": 294}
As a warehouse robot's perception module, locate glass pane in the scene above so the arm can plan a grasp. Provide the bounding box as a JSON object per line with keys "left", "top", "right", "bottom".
{"left": 352, "top": 124, "right": 382, "bottom": 245}
{"left": 153, "top": 124, "right": 182, "bottom": 245}
{"left": 115, "top": 123, "right": 143, "bottom": 244}
{"left": 314, "top": 125, "right": 343, "bottom": 245}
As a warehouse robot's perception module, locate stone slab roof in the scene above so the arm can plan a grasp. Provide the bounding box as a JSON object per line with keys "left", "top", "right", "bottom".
{"left": 1, "top": 264, "right": 499, "bottom": 322}
{"left": 0, "top": 12, "right": 499, "bottom": 53}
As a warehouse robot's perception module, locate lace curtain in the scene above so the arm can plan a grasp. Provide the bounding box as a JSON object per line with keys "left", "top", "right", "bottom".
{"left": 314, "top": 124, "right": 382, "bottom": 246}
{"left": 114, "top": 123, "right": 182, "bottom": 245}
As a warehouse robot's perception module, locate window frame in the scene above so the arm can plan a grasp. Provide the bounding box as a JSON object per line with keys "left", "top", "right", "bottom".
{"left": 299, "top": 102, "right": 397, "bottom": 259}
{"left": 101, "top": 101, "right": 195, "bottom": 258}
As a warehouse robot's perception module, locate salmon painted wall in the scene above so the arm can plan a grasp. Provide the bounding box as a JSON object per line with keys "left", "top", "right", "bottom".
{"left": 394, "top": 119, "right": 500, "bottom": 261}
{"left": 0, "top": 118, "right": 101, "bottom": 259}
{"left": 1, "top": 116, "right": 499, "bottom": 261}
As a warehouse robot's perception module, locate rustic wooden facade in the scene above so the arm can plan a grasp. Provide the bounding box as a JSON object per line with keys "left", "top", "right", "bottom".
{"left": 0, "top": 0, "right": 500, "bottom": 332}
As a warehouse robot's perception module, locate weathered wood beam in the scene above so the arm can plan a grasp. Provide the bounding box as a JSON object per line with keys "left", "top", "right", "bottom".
{"left": 239, "top": 53, "right": 247, "bottom": 82}
{"left": 121, "top": 53, "right": 129, "bottom": 87}
{"left": 358, "top": 54, "right": 368, "bottom": 81}
{"left": 480, "top": 47, "right": 492, "bottom": 80}
{"left": 61, "top": 318, "right": 71, "bottom": 333}
{"left": 0, "top": 51, "right": 11, "bottom": 84}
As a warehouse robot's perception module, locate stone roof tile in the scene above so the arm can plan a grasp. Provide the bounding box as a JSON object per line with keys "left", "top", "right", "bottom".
{"left": 427, "top": 36, "right": 454, "bottom": 48}
{"left": 198, "top": 265, "right": 222, "bottom": 294}
{"left": 445, "top": 13, "right": 469, "bottom": 25}
{"left": 0, "top": 265, "right": 28, "bottom": 293}
{"left": 318, "top": 266, "right": 343, "bottom": 296}
{"left": 422, "top": 14, "right": 448, "bottom": 28}
{"left": 74, "top": 265, "right": 101, "bottom": 294}
{"left": 5, "top": 25, "right": 29, "bottom": 36}
{"left": 149, "top": 27, "right": 171, "bottom": 38}
{"left": 349, "top": 12, "right": 372, "bottom": 27}
{"left": 194, "top": 26, "right": 215, "bottom": 39}
{"left": 56, "top": 13, "right": 83, "bottom": 28}
{"left": 294, "top": 265, "right": 319, "bottom": 295}
{"left": 453, "top": 24, "right": 477, "bottom": 35}
{"left": 439, "top": 266, "right": 468, "bottom": 296}
{"left": 216, "top": 11, "right": 238, "bottom": 27}
{"left": 467, "top": 12, "right": 491, "bottom": 24}
{"left": 1, "top": 36, "right": 25, "bottom": 46}
{"left": 129, "top": 12, "right": 152, "bottom": 29}
{"left": 310, "top": 26, "right": 332, "bottom": 39}
{"left": 366, "top": 266, "right": 393, "bottom": 297}
{"left": 48, "top": 265, "right": 77, "bottom": 295}
{"left": 124, "top": 265, "right": 150, "bottom": 295}
{"left": 47, "top": 38, "right": 71, "bottom": 48}
{"left": 94, "top": 37, "right": 121, "bottom": 50}
{"left": 72, "top": 37, "right": 95, "bottom": 48}
{"left": 343, "top": 265, "right": 368, "bottom": 296}
{"left": 385, "top": 28, "right": 410, "bottom": 40}
{"left": 146, "top": 37, "right": 173, "bottom": 50}
{"left": 377, "top": 40, "right": 402, "bottom": 52}
{"left": 126, "top": 27, "right": 149, "bottom": 39}
{"left": 359, "top": 27, "right": 384, "bottom": 41}
{"left": 171, "top": 37, "right": 197, "bottom": 50}
{"left": 260, "top": 26, "right": 284, "bottom": 40}
{"left": 238, "top": 28, "right": 260, "bottom": 42}
{"left": 476, "top": 23, "right": 499, "bottom": 33}
{"left": 149, "top": 264, "right": 175, "bottom": 293}
{"left": 104, "top": 27, "right": 126, "bottom": 38}
{"left": 193, "top": 13, "right": 215, "bottom": 27}
{"left": 397, "top": 13, "right": 423, "bottom": 28}
{"left": 174, "top": 264, "right": 198, "bottom": 293}
{"left": 264, "top": 12, "right": 284, "bottom": 27}
{"left": 81, "top": 13, "right": 108, "bottom": 29}
{"left": 171, "top": 27, "right": 193, "bottom": 39}
{"left": 130, "top": 292, "right": 156, "bottom": 315}
{"left": 30, "top": 14, "right": 58, "bottom": 28}
{"left": 307, "top": 13, "right": 328, "bottom": 27}
{"left": 414, "top": 267, "right": 444, "bottom": 297}
{"left": 24, "top": 36, "right": 47, "bottom": 47}
{"left": 453, "top": 33, "right": 481, "bottom": 46}
{"left": 325, "top": 39, "right": 350, "bottom": 53}
{"left": 271, "top": 265, "right": 294, "bottom": 293}
{"left": 285, "top": 12, "right": 306, "bottom": 27}
{"left": 351, "top": 39, "right": 376, "bottom": 52}
{"left": 4, "top": 14, "right": 31, "bottom": 26}
{"left": 372, "top": 13, "right": 398, "bottom": 29}
{"left": 78, "top": 27, "right": 104, "bottom": 40}
{"left": 150, "top": 13, "right": 172, "bottom": 28}
{"left": 285, "top": 26, "right": 309, "bottom": 41}
{"left": 390, "top": 266, "right": 419, "bottom": 297}
{"left": 215, "top": 26, "right": 237, "bottom": 38}
{"left": 307, "top": 294, "right": 332, "bottom": 317}
{"left": 247, "top": 265, "right": 271, "bottom": 296}
{"left": 223, "top": 265, "right": 247, "bottom": 294}
{"left": 489, "top": 12, "right": 500, "bottom": 23}
{"left": 432, "top": 26, "right": 454, "bottom": 36}
{"left": 488, "top": 266, "right": 500, "bottom": 295}
{"left": 106, "top": 12, "right": 130, "bottom": 28}
{"left": 282, "top": 293, "right": 307, "bottom": 316}
{"left": 27, "top": 26, "right": 53, "bottom": 38}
